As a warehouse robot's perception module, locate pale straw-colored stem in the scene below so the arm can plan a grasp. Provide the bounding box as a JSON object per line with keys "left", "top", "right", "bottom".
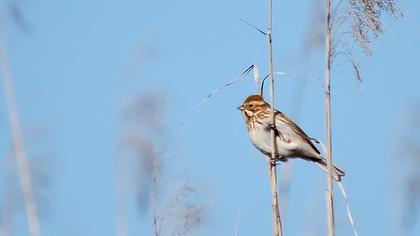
{"left": 151, "top": 157, "right": 159, "bottom": 236}
{"left": 0, "top": 35, "right": 41, "bottom": 236}
{"left": 267, "top": 0, "right": 283, "bottom": 235}
{"left": 325, "top": 0, "right": 335, "bottom": 235}
{"left": 116, "top": 153, "right": 128, "bottom": 236}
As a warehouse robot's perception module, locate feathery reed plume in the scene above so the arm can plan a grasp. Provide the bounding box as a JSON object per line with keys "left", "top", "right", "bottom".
{"left": 116, "top": 43, "right": 159, "bottom": 236}
{"left": 329, "top": 0, "right": 402, "bottom": 81}
{"left": 118, "top": 91, "right": 206, "bottom": 236}
{"left": 347, "top": 0, "right": 403, "bottom": 56}
{"left": 6, "top": 0, "right": 30, "bottom": 33}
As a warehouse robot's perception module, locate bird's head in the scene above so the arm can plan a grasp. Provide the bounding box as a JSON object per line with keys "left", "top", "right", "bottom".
{"left": 237, "top": 95, "right": 269, "bottom": 117}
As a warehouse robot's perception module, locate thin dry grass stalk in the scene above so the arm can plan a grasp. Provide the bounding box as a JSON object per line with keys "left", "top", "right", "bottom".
{"left": 118, "top": 92, "right": 205, "bottom": 236}
{"left": 0, "top": 152, "right": 17, "bottom": 236}
{"left": 0, "top": 36, "right": 41, "bottom": 236}
{"left": 267, "top": 0, "right": 282, "bottom": 235}
{"left": 234, "top": 207, "right": 241, "bottom": 236}
{"left": 325, "top": 0, "right": 335, "bottom": 235}
{"left": 391, "top": 106, "right": 420, "bottom": 234}
{"left": 322, "top": 1, "right": 401, "bottom": 235}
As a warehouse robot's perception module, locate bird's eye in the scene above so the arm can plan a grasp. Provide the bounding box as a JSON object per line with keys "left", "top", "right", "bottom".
{"left": 249, "top": 104, "right": 254, "bottom": 108}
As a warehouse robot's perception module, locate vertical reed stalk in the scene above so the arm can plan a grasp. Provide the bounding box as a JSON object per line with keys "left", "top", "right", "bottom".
{"left": 116, "top": 154, "right": 127, "bottom": 236}
{"left": 151, "top": 157, "right": 159, "bottom": 236}
{"left": 0, "top": 36, "right": 41, "bottom": 236}
{"left": 267, "top": 0, "right": 282, "bottom": 235}
{"left": 325, "top": 0, "right": 335, "bottom": 235}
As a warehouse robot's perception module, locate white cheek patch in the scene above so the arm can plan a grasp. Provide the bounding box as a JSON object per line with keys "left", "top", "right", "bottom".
{"left": 245, "top": 110, "right": 254, "bottom": 117}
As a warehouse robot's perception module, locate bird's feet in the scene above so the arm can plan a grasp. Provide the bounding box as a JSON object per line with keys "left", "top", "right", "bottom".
{"left": 268, "top": 123, "right": 282, "bottom": 138}
{"left": 270, "top": 159, "right": 277, "bottom": 166}
{"left": 269, "top": 123, "right": 277, "bottom": 130}
{"left": 278, "top": 156, "right": 288, "bottom": 162}
{"left": 270, "top": 157, "right": 287, "bottom": 166}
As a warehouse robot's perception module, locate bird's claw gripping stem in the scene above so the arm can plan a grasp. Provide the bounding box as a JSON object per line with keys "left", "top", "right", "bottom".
{"left": 270, "top": 158, "right": 277, "bottom": 166}
{"left": 269, "top": 123, "right": 276, "bottom": 130}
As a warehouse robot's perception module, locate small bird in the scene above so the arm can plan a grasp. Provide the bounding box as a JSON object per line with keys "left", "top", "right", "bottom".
{"left": 237, "top": 94, "right": 345, "bottom": 181}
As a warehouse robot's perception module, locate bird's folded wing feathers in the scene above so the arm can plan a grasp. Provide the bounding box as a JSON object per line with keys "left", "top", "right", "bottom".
{"left": 274, "top": 111, "right": 321, "bottom": 154}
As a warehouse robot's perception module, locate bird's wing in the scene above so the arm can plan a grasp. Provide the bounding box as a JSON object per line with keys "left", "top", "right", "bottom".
{"left": 274, "top": 111, "right": 321, "bottom": 154}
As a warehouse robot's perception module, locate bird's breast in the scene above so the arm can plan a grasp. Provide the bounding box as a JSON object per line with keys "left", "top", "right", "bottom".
{"left": 248, "top": 123, "right": 274, "bottom": 155}
{"left": 247, "top": 122, "right": 297, "bottom": 157}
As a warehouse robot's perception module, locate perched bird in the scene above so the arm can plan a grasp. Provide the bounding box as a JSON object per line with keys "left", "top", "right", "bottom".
{"left": 237, "top": 94, "right": 345, "bottom": 182}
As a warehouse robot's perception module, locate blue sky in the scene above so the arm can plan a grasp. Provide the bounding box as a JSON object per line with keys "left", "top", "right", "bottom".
{"left": 0, "top": 0, "right": 420, "bottom": 235}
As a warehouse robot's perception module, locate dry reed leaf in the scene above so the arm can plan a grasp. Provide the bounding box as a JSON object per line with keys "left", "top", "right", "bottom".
{"left": 239, "top": 19, "right": 267, "bottom": 36}
{"left": 177, "top": 65, "right": 254, "bottom": 129}
{"left": 319, "top": 141, "right": 359, "bottom": 236}
{"left": 253, "top": 64, "right": 260, "bottom": 94}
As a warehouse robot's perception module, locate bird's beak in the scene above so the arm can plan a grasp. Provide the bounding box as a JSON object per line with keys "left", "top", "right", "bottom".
{"left": 237, "top": 105, "right": 244, "bottom": 111}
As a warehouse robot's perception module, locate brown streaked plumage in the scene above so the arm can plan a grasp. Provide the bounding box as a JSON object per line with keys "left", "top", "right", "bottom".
{"left": 237, "top": 95, "right": 345, "bottom": 181}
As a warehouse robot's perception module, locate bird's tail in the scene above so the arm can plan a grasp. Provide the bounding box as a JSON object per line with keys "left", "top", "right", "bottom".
{"left": 315, "top": 158, "right": 345, "bottom": 182}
